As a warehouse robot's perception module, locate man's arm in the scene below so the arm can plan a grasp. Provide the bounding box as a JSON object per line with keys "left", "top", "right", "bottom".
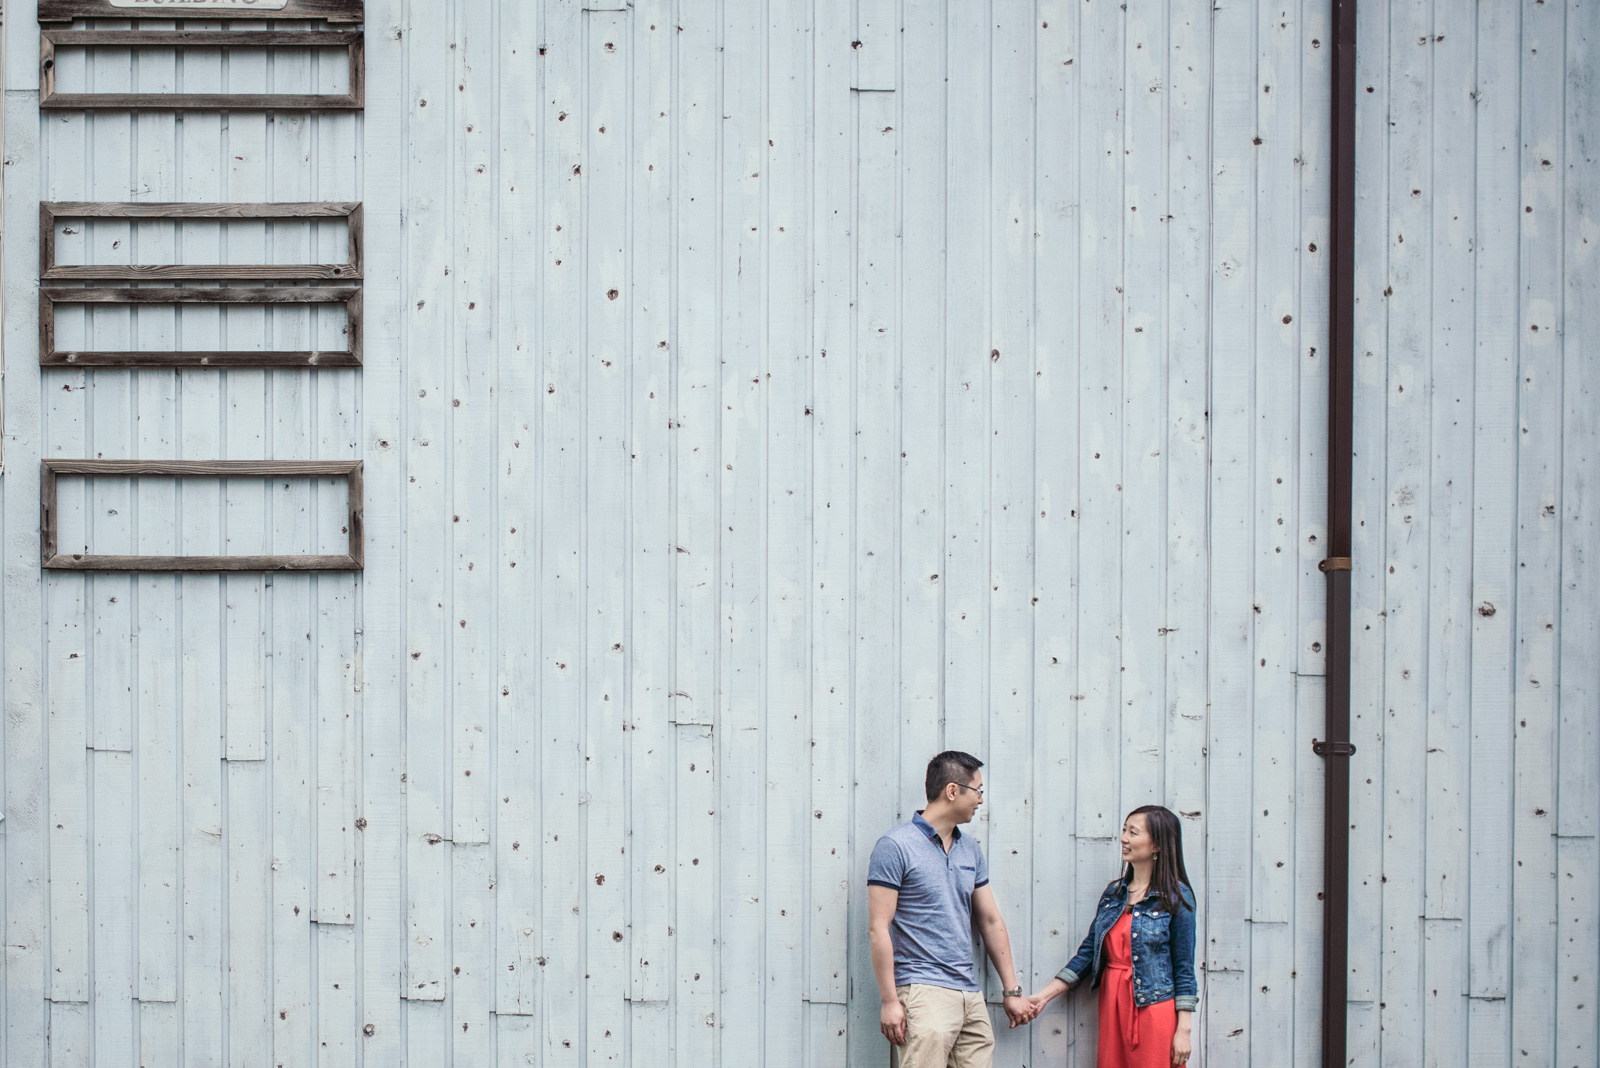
{"left": 970, "top": 885, "right": 1033, "bottom": 1026}
{"left": 868, "top": 885, "right": 907, "bottom": 1045}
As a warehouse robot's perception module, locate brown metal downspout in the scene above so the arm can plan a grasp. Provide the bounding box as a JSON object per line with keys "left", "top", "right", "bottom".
{"left": 1318, "top": 0, "right": 1360, "bottom": 1064}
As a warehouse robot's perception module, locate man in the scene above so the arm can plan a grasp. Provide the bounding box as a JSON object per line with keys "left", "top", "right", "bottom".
{"left": 868, "top": 751, "right": 1033, "bottom": 1067}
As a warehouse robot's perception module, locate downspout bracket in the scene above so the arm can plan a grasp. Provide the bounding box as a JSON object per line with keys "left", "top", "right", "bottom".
{"left": 1312, "top": 739, "right": 1357, "bottom": 757}
{"left": 1318, "top": 557, "right": 1353, "bottom": 572}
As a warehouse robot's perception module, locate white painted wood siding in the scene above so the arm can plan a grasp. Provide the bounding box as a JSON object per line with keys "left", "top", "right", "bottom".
{"left": 0, "top": 1, "right": 1594, "bottom": 1066}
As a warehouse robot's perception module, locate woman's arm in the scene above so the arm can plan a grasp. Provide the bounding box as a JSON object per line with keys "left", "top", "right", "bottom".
{"left": 1171, "top": 891, "right": 1198, "bottom": 1012}
{"left": 1026, "top": 975, "right": 1071, "bottom": 1018}
{"left": 1057, "top": 903, "right": 1103, "bottom": 988}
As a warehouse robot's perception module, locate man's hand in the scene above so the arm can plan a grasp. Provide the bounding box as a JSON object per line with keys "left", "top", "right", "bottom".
{"left": 880, "top": 998, "right": 908, "bottom": 1046}
{"left": 1003, "top": 994, "right": 1034, "bottom": 1028}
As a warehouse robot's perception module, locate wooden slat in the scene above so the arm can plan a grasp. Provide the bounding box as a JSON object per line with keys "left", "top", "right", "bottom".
{"left": 38, "top": 0, "right": 365, "bottom": 21}
{"left": 41, "top": 200, "right": 361, "bottom": 281}
{"left": 40, "top": 286, "right": 361, "bottom": 368}
{"left": 39, "top": 29, "right": 363, "bottom": 110}
{"left": 41, "top": 462, "right": 363, "bottom": 569}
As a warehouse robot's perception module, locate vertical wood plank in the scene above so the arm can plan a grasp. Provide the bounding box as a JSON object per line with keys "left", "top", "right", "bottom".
{"left": 942, "top": 0, "right": 989, "bottom": 761}
{"left": 853, "top": 0, "right": 895, "bottom": 90}
{"left": 539, "top": 2, "right": 586, "bottom": 1063}
{"left": 670, "top": 0, "right": 722, "bottom": 1058}
{"left": 584, "top": 10, "right": 630, "bottom": 1065}
{"left": 1421, "top": 2, "right": 1477, "bottom": 1061}
{"left": 357, "top": 0, "right": 408, "bottom": 1058}
{"left": 852, "top": 78, "right": 900, "bottom": 1041}
{"left": 91, "top": 751, "right": 137, "bottom": 1057}
{"left": 450, "top": 0, "right": 495, "bottom": 851}
{"left": 762, "top": 0, "right": 812, "bottom": 1059}
{"left": 1032, "top": 0, "right": 1083, "bottom": 1059}
{"left": 897, "top": 0, "right": 945, "bottom": 820}
{"left": 268, "top": 39, "right": 320, "bottom": 1067}
{"left": 1345, "top": 0, "right": 1390, "bottom": 1024}
{"left": 1510, "top": 0, "right": 1564, "bottom": 1058}
{"left": 2, "top": 82, "right": 50, "bottom": 1068}
{"left": 492, "top": 0, "right": 544, "bottom": 1020}
{"left": 719, "top": 0, "right": 767, "bottom": 1056}
{"left": 175, "top": 35, "right": 229, "bottom": 1063}
{"left": 623, "top": 0, "right": 675, "bottom": 1011}
{"left": 986, "top": 2, "right": 1034, "bottom": 1050}
{"left": 130, "top": 23, "right": 183, "bottom": 1013}
{"left": 317, "top": 922, "right": 358, "bottom": 1067}
{"left": 1377, "top": 0, "right": 1433, "bottom": 1057}
{"left": 1206, "top": 0, "right": 1256, "bottom": 1056}
{"left": 1165, "top": 0, "right": 1213, "bottom": 1054}
{"left": 806, "top": 0, "right": 853, "bottom": 1016}
{"left": 401, "top": 0, "right": 453, "bottom": 1020}
{"left": 451, "top": 845, "right": 494, "bottom": 1066}
{"left": 1556, "top": 7, "right": 1600, "bottom": 1062}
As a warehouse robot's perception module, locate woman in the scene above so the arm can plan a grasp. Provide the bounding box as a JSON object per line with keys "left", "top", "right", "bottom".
{"left": 1027, "top": 805, "right": 1197, "bottom": 1067}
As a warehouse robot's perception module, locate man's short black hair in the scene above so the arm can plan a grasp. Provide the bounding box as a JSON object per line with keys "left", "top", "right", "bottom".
{"left": 925, "top": 750, "right": 984, "bottom": 802}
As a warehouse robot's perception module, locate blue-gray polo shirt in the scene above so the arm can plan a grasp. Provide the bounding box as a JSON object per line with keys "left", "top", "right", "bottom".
{"left": 867, "top": 812, "right": 991, "bottom": 991}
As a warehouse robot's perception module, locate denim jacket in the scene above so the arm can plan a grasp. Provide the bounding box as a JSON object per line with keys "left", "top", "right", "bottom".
{"left": 1057, "top": 876, "right": 1198, "bottom": 1012}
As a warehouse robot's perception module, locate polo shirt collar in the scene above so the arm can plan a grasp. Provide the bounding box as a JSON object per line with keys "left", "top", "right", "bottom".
{"left": 912, "top": 811, "right": 961, "bottom": 844}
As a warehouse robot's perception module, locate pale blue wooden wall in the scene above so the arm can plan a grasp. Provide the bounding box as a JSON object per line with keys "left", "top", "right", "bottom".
{"left": 0, "top": 0, "right": 1594, "bottom": 1066}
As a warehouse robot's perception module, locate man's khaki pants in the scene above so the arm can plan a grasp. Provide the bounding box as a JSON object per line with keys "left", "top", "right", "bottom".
{"left": 890, "top": 984, "right": 995, "bottom": 1068}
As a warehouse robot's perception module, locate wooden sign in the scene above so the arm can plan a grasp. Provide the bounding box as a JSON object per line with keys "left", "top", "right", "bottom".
{"left": 39, "top": 0, "right": 362, "bottom": 20}
{"left": 40, "top": 285, "right": 363, "bottom": 368}
{"left": 40, "top": 29, "right": 364, "bottom": 110}
{"left": 41, "top": 459, "right": 364, "bottom": 572}
{"left": 41, "top": 202, "right": 363, "bottom": 282}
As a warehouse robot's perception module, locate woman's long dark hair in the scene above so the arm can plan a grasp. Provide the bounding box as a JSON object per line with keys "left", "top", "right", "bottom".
{"left": 1122, "top": 805, "right": 1194, "bottom": 910}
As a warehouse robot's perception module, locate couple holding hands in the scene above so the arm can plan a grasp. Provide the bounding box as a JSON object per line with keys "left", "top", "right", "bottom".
{"left": 868, "top": 752, "right": 1197, "bottom": 1068}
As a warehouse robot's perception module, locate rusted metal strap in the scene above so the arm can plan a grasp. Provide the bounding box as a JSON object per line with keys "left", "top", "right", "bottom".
{"left": 1318, "top": 556, "right": 1353, "bottom": 573}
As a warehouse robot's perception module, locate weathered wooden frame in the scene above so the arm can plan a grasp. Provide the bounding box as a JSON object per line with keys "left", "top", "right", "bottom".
{"left": 39, "top": 284, "right": 362, "bottom": 368}
{"left": 38, "top": 0, "right": 364, "bottom": 21}
{"left": 41, "top": 459, "right": 364, "bottom": 571}
{"left": 41, "top": 201, "right": 363, "bottom": 282}
{"left": 40, "top": 28, "right": 364, "bottom": 110}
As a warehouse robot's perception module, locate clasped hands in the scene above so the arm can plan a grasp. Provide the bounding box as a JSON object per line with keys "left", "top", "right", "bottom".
{"left": 1002, "top": 992, "right": 1048, "bottom": 1028}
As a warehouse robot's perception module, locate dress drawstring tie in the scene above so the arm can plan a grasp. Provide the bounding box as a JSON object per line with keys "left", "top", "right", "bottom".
{"left": 1103, "top": 957, "right": 1141, "bottom": 1050}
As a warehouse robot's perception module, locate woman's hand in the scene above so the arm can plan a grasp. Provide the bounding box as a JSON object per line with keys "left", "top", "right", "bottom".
{"left": 1170, "top": 1020, "right": 1192, "bottom": 1065}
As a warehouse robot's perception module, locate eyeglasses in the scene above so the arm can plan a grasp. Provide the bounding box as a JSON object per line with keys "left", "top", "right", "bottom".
{"left": 953, "top": 783, "right": 984, "bottom": 798}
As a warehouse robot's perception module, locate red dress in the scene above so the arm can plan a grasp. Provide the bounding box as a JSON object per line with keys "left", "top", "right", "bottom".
{"left": 1097, "top": 912, "right": 1178, "bottom": 1068}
